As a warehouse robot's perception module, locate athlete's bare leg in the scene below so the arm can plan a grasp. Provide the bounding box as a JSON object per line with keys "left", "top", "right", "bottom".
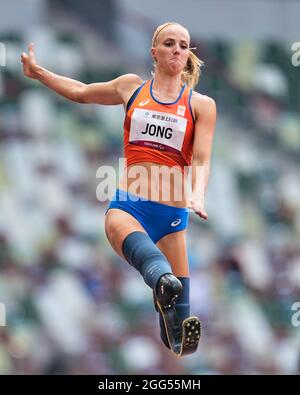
{"left": 156, "top": 230, "right": 189, "bottom": 277}
{"left": 105, "top": 208, "right": 146, "bottom": 259}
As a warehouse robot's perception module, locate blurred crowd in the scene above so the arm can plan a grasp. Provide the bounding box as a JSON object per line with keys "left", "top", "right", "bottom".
{"left": 0, "top": 2, "right": 300, "bottom": 375}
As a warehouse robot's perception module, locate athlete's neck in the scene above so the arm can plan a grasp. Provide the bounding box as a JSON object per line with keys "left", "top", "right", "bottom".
{"left": 152, "top": 73, "right": 183, "bottom": 101}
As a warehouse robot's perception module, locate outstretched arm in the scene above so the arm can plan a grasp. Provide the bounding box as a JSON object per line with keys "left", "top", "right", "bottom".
{"left": 21, "top": 44, "right": 142, "bottom": 105}
{"left": 188, "top": 94, "right": 217, "bottom": 220}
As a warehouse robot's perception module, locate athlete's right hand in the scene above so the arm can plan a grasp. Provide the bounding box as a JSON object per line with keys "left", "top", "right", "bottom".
{"left": 187, "top": 197, "right": 208, "bottom": 220}
{"left": 21, "top": 44, "right": 40, "bottom": 80}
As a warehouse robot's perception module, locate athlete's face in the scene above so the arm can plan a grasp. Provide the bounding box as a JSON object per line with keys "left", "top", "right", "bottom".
{"left": 151, "top": 25, "right": 190, "bottom": 75}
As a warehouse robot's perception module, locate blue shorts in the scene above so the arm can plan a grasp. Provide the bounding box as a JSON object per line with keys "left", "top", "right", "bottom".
{"left": 106, "top": 189, "right": 189, "bottom": 243}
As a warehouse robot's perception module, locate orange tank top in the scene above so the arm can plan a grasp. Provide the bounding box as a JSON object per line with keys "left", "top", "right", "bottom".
{"left": 123, "top": 79, "right": 195, "bottom": 171}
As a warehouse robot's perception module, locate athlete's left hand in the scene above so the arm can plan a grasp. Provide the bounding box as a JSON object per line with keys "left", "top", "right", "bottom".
{"left": 187, "top": 198, "right": 208, "bottom": 220}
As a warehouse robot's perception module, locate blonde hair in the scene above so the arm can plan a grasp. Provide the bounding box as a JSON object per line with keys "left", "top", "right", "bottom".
{"left": 151, "top": 22, "right": 204, "bottom": 89}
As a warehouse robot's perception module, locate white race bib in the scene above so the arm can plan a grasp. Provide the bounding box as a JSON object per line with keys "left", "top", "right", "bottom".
{"left": 129, "top": 108, "right": 187, "bottom": 153}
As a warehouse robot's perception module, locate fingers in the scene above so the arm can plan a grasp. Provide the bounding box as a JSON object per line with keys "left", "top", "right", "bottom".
{"left": 28, "top": 43, "right": 36, "bottom": 63}
{"left": 187, "top": 201, "right": 208, "bottom": 220}
{"left": 20, "top": 43, "right": 34, "bottom": 62}
{"left": 21, "top": 54, "right": 28, "bottom": 75}
{"left": 21, "top": 52, "right": 28, "bottom": 63}
{"left": 20, "top": 44, "right": 36, "bottom": 76}
{"left": 197, "top": 210, "right": 208, "bottom": 220}
{"left": 193, "top": 209, "right": 208, "bottom": 220}
{"left": 187, "top": 205, "right": 208, "bottom": 220}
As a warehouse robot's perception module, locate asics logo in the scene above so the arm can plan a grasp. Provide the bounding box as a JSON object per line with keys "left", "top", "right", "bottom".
{"left": 171, "top": 219, "right": 181, "bottom": 227}
{"left": 139, "top": 99, "right": 150, "bottom": 106}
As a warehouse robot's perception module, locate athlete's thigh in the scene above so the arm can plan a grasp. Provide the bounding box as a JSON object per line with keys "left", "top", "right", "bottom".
{"left": 105, "top": 208, "right": 146, "bottom": 259}
{"left": 156, "top": 230, "right": 189, "bottom": 277}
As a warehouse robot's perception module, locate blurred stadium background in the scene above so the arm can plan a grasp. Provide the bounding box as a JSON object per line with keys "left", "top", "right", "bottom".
{"left": 0, "top": 0, "right": 300, "bottom": 375}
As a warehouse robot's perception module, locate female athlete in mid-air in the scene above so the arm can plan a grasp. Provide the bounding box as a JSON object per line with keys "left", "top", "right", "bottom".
{"left": 21, "top": 22, "right": 216, "bottom": 357}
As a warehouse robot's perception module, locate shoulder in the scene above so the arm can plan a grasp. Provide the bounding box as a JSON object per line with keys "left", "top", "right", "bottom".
{"left": 190, "top": 91, "right": 216, "bottom": 121}
{"left": 115, "top": 74, "right": 144, "bottom": 101}
{"left": 115, "top": 73, "right": 143, "bottom": 89}
{"left": 118, "top": 73, "right": 143, "bottom": 83}
{"left": 191, "top": 91, "right": 216, "bottom": 107}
